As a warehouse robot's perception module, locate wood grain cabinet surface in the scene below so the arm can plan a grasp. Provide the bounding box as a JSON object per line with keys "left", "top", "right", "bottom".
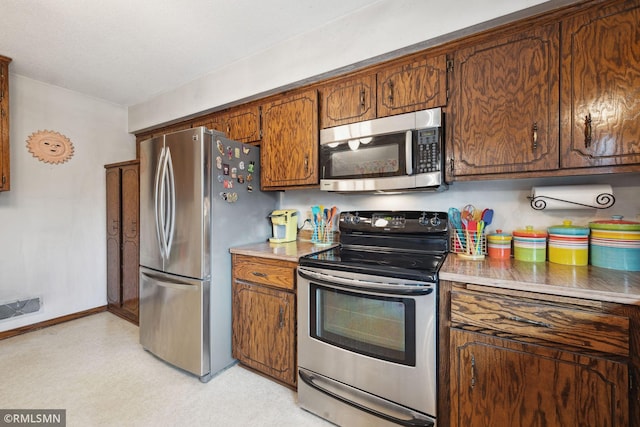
{"left": 105, "top": 161, "right": 139, "bottom": 324}
{"left": 193, "top": 105, "right": 261, "bottom": 145}
{"left": 560, "top": 0, "right": 640, "bottom": 169}
{"left": 440, "top": 281, "right": 638, "bottom": 427}
{"left": 319, "top": 53, "right": 447, "bottom": 129}
{"left": 231, "top": 254, "right": 298, "bottom": 388}
{"left": 447, "top": 23, "right": 560, "bottom": 178}
{"left": 448, "top": 0, "right": 640, "bottom": 180}
{"left": 319, "top": 72, "right": 377, "bottom": 128}
{"left": 260, "top": 89, "right": 318, "bottom": 190}
{"left": 377, "top": 53, "right": 447, "bottom": 118}
{"left": 0, "top": 55, "right": 11, "bottom": 192}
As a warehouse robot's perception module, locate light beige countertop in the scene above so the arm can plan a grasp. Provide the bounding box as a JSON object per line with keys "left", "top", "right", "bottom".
{"left": 440, "top": 254, "right": 640, "bottom": 306}
{"left": 229, "top": 240, "right": 337, "bottom": 263}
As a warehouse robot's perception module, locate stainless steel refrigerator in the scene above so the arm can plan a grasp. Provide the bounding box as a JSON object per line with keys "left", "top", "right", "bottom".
{"left": 139, "top": 126, "right": 276, "bottom": 382}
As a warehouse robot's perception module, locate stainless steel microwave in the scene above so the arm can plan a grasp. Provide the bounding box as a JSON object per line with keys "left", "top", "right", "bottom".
{"left": 319, "top": 107, "right": 446, "bottom": 193}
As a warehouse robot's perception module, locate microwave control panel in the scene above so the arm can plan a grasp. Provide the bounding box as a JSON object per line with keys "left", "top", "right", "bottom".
{"left": 415, "top": 128, "right": 441, "bottom": 174}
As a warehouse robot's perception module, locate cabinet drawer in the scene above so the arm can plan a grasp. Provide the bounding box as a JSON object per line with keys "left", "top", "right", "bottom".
{"left": 450, "top": 291, "right": 629, "bottom": 356}
{"left": 232, "top": 254, "right": 296, "bottom": 291}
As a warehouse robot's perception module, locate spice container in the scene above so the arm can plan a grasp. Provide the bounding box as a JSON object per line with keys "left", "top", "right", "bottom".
{"left": 547, "top": 220, "right": 589, "bottom": 266}
{"left": 513, "top": 226, "right": 547, "bottom": 262}
{"left": 487, "top": 230, "right": 512, "bottom": 259}
{"left": 589, "top": 215, "right": 640, "bottom": 271}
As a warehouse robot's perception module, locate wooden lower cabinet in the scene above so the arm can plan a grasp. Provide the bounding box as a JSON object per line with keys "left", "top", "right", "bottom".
{"left": 449, "top": 328, "right": 628, "bottom": 427}
{"left": 105, "top": 160, "right": 139, "bottom": 324}
{"left": 440, "top": 281, "right": 638, "bottom": 427}
{"left": 231, "top": 254, "right": 297, "bottom": 387}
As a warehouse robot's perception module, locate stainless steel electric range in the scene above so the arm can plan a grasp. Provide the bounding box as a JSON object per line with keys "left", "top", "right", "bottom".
{"left": 297, "top": 210, "right": 449, "bottom": 427}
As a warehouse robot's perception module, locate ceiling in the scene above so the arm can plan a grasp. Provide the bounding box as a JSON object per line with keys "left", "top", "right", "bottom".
{"left": 0, "top": 0, "right": 382, "bottom": 107}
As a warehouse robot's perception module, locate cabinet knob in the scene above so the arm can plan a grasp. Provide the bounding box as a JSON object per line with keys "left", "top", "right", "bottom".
{"left": 532, "top": 122, "right": 538, "bottom": 151}
{"left": 388, "top": 81, "right": 394, "bottom": 105}
{"left": 359, "top": 89, "right": 366, "bottom": 110}
{"left": 251, "top": 271, "right": 267, "bottom": 278}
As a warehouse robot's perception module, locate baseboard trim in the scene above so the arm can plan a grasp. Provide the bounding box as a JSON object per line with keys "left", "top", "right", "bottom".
{"left": 0, "top": 306, "right": 108, "bottom": 341}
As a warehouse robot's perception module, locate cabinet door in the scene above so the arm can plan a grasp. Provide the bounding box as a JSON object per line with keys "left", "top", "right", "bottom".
{"left": 560, "top": 1, "right": 640, "bottom": 168}
{"left": 450, "top": 328, "right": 628, "bottom": 427}
{"left": 232, "top": 281, "right": 296, "bottom": 386}
{"left": 192, "top": 113, "right": 226, "bottom": 134}
{"left": 105, "top": 166, "right": 122, "bottom": 307}
{"left": 0, "top": 57, "right": 10, "bottom": 192}
{"left": 120, "top": 164, "right": 139, "bottom": 318}
{"left": 320, "top": 73, "right": 376, "bottom": 128}
{"left": 449, "top": 24, "right": 560, "bottom": 177}
{"left": 377, "top": 54, "right": 447, "bottom": 117}
{"left": 261, "top": 89, "right": 318, "bottom": 189}
{"left": 226, "top": 106, "right": 261, "bottom": 144}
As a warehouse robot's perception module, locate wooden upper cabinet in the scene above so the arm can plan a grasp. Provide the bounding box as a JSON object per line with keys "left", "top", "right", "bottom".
{"left": 560, "top": 0, "right": 640, "bottom": 169}
{"left": 225, "top": 106, "right": 261, "bottom": 144}
{"left": 261, "top": 89, "right": 319, "bottom": 189}
{"left": 319, "top": 73, "right": 376, "bottom": 128}
{"left": 193, "top": 106, "right": 261, "bottom": 144}
{"left": 377, "top": 53, "right": 447, "bottom": 117}
{"left": 0, "top": 55, "right": 11, "bottom": 192}
{"left": 448, "top": 23, "right": 560, "bottom": 178}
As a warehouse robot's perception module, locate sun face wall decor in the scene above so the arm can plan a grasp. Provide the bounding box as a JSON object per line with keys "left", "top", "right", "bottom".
{"left": 26, "top": 130, "right": 75, "bottom": 164}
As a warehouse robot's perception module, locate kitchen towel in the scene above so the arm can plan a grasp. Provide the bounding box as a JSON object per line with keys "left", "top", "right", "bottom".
{"left": 529, "top": 184, "right": 615, "bottom": 210}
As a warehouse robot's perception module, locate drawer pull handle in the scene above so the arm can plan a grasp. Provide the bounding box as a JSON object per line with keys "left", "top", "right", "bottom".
{"left": 584, "top": 113, "right": 592, "bottom": 148}
{"left": 507, "top": 315, "right": 552, "bottom": 328}
{"left": 252, "top": 271, "right": 268, "bottom": 278}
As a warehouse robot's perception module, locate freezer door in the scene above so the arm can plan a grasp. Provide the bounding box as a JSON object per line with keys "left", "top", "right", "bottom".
{"left": 139, "top": 267, "right": 210, "bottom": 377}
{"left": 162, "top": 128, "right": 210, "bottom": 279}
{"left": 139, "top": 135, "right": 165, "bottom": 271}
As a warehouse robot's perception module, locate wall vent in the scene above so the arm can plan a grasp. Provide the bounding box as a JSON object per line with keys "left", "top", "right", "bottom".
{"left": 0, "top": 297, "right": 42, "bottom": 320}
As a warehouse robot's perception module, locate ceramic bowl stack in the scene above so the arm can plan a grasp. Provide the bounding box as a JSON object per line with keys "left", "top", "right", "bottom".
{"left": 589, "top": 216, "right": 640, "bottom": 271}
{"left": 513, "top": 226, "right": 548, "bottom": 262}
{"left": 547, "top": 220, "right": 590, "bottom": 266}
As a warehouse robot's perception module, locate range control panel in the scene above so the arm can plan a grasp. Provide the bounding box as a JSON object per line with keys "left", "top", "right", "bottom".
{"left": 340, "top": 210, "right": 448, "bottom": 234}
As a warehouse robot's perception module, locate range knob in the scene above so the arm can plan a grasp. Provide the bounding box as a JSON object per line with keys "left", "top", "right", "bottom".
{"left": 430, "top": 214, "right": 441, "bottom": 227}
{"left": 419, "top": 213, "right": 429, "bottom": 226}
{"left": 344, "top": 213, "right": 360, "bottom": 225}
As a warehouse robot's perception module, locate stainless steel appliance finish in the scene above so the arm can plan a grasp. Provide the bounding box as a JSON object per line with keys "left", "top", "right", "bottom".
{"left": 297, "top": 210, "right": 448, "bottom": 426}
{"left": 139, "top": 127, "right": 276, "bottom": 382}
{"left": 319, "top": 108, "right": 445, "bottom": 193}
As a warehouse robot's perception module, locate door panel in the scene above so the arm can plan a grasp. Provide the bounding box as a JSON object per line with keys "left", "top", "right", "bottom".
{"left": 163, "top": 128, "right": 207, "bottom": 279}
{"left": 139, "top": 268, "right": 209, "bottom": 376}
{"left": 139, "top": 136, "right": 164, "bottom": 271}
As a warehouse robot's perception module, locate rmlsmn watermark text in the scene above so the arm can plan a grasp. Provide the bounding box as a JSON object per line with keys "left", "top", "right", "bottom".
{"left": 0, "top": 410, "right": 65, "bottom": 426}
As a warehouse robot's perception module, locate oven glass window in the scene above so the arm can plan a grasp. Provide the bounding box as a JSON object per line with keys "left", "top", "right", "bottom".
{"left": 310, "top": 284, "right": 416, "bottom": 366}
{"left": 321, "top": 133, "right": 406, "bottom": 179}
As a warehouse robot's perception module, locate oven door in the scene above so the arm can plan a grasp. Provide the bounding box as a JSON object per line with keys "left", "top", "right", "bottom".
{"left": 297, "top": 266, "right": 437, "bottom": 422}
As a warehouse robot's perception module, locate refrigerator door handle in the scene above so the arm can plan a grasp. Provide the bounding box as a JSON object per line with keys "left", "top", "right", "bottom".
{"left": 141, "top": 269, "right": 200, "bottom": 289}
{"left": 165, "top": 147, "right": 176, "bottom": 258}
{"left": 154, "top": 146, "right": 168, "bottom": 259}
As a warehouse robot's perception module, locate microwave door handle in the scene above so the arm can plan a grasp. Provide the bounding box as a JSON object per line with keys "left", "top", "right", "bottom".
{"left": 405, "top": 130, "right": 413, "bottom": 175}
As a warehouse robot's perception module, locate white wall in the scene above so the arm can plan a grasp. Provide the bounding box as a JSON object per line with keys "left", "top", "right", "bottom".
{"left": 282, "top": 174, "right": 640, "bottom": 237}
{"left": 128, "top": 0, "right": 579, "bottom": 132}
{"left": 0, "top": 74, "right": 135, "bottom": 332}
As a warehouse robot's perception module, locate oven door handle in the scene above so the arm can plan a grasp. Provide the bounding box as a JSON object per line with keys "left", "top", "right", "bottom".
{"left": 299, "top": 368, "right": 434, "bottom": 427}
{"left": 298, "top": 268, "right": 433, "bottom": 296}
